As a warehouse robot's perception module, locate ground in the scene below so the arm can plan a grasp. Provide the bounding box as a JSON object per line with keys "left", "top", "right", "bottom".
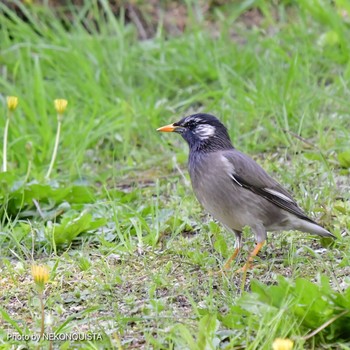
{"left": 0, "top": 0, "right": 350, "bottom": 349}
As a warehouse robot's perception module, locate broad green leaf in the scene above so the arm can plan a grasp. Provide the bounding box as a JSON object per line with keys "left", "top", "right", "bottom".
{"left": 0, "top": 172, "right": 17, "bottom": 193}
{"left": 4, "top": 183, "right": 95, "bottom": 218}
{"left": 232, "top": 275, "right": 350, "bottom": 343}
{"left": 175, "top": 324, "right": 198, "bottom": 350}
{"left": 64, "top": 185, "right": 95, "bottom": 203}
{"left": 197, "top": 314, "right": 220, "bottom": 350}
{"left": 338, "top": 150, "right": 350, "bottom": 168}
{"left": 213, "top": 234, "right": 228, "bottom": 257}
{"left": 49, "top": 212, "right": 106, "bottom": 245}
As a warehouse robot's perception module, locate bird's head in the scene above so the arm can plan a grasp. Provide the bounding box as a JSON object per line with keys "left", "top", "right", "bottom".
{"left": 157, "top": 113, "right": 233, "bottom": 152}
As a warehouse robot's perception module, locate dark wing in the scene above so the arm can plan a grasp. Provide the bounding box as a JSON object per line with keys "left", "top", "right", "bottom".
{"left": 223, "top": 150, "right": 316, "bottom": 223}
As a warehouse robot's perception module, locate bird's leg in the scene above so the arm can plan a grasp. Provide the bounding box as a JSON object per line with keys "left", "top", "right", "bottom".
{"left": 223, "top": 247, "right": 240, "bottom": 270}
{"left": 223, "top": 230, "right": 242, "bottom": 270}
{"left": 240, "top": 240, "right": 265, "bottom": 272}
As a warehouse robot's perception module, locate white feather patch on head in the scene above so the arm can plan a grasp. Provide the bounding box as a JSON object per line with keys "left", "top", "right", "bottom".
{"left": 184, "top": 116, "right": 201, "bottom": 124}
{"left": 193, "top": 117, "right": 204, "bottom": 124}
{"left": 194, "top": 124, "right": 216, "bottom": 139}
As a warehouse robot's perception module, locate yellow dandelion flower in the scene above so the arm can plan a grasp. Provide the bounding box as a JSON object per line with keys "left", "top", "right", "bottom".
{"left": 272, "top": 338, "right": 294, "bottom": 350}
{"left": 31, "top": 265, "right": 49, "bottom": 290}
{"left": 6, "top": 96, "right": 18, "bottom": 111}
{"left": 54, "top": 99, "right": 68, "bottom": 114}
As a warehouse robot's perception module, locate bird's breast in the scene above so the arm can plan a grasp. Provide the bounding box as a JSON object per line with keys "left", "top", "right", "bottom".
{"left": 187, "top": 152, "right": 282, "bottom": 231}
{"left": 188, "top": 153, "right": 242, "bottom": 227}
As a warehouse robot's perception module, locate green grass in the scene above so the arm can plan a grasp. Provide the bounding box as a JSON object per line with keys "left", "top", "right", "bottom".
{"left": 0, "top": 0, "right": 350, "bottom": 349}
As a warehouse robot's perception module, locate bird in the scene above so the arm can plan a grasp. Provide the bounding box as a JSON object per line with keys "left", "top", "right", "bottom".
{"left": 157, "top": 113, "right": 335, "bottom": 272}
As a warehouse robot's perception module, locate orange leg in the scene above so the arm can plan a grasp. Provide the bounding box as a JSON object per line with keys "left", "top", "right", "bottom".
{"left": 223, "top": 247, "right": 241, "bottom": 270}
{"left": 240, "top": 241, "right": 265, "bottom": 272}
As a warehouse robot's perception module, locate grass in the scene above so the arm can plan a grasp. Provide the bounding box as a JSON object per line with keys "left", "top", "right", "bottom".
{"left": 0, "top": 0, "right": 350, "bottom": 348}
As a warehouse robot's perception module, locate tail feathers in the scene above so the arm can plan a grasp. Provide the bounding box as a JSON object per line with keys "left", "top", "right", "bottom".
{"left": 296, "top": 219, "right": 335, "bottom": 238}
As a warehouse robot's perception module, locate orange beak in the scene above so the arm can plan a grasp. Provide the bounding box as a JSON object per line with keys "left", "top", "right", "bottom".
{"left": 157, "top": 123, "right": 177, "bottom": 132}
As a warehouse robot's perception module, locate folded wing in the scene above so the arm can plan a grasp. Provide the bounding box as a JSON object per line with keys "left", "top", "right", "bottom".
{"left": 223, "top": 150, "right": 317, "bottom": 224}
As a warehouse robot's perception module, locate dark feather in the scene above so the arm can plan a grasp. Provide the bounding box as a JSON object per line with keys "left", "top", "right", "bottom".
{"left": 223, "top": 151, "right": 317, "bottom": 224}
{"left": 230, "top": 173, "right": 316, "bottom": 224}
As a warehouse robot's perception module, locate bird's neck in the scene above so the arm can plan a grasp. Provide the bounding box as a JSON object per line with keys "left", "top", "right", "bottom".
{"left": 188, "top": 136, "right": 234, "bottom": 153}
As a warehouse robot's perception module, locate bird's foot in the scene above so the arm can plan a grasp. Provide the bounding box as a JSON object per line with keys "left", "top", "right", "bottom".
{"left": 208, "top": 268, "right": 231, "bottom": 278}
{"left": 235, "top": 263, "right": 252, "bottom": 273}
{"left": 223, "top": 261, "right": 233, "bottom": 270}
{"left": 235, "top": 263, "right": 264, "bottom": 273}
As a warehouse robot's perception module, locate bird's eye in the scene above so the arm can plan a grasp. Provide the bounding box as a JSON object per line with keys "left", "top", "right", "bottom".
{"left": 185, "top": 120, "right": 196, "bottom": 129}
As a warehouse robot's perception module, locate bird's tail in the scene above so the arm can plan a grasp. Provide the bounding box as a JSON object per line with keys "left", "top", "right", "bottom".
{"left": 296, "top": 219, "right": 335, "bottom": 238}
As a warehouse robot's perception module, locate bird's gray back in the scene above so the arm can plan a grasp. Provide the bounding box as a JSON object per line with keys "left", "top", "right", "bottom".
{"left": 188, "top": 151, "right": 289, "bottom": 232}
